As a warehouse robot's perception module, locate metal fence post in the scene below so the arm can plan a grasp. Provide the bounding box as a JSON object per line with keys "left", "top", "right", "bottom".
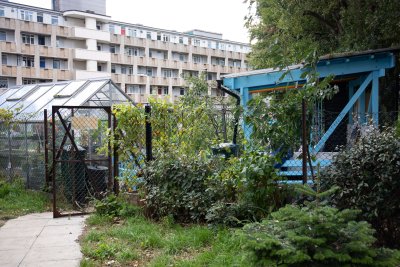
{"left": 145, "top": 105, "right": 153, "bottom": 161}
{"left": 24, "top": 122, "right": 29, "bottom": 189}
{"left": 302, "top": 99, "right": 307, "bottom": 184}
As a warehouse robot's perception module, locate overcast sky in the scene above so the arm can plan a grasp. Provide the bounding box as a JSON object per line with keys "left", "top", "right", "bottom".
{"left": 11, "top": 0, "right": 251, "bottom": 43}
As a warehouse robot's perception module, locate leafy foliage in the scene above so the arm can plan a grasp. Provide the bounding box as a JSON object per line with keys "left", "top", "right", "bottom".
{"left": 245, "top": 0, "right": 400, "bottom": 69}
{"left": 94, "top": 194, "right": 124, "bottom": 217}
{"left": 206, "top": 150, "right": 291, "bottom": 225}
{"left": 108, "top": 74, "right": 238, "bottom": 190}
{"left": 144, "top": 155, "right": 224, "bottom": 223}
{"left": 239, "top": 204, "right": 400, "bottom": 267}
{"left": 321, "top": 127, "right": 400, "bottom": 248}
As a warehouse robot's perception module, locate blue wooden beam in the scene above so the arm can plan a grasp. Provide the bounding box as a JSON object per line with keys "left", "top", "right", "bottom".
{"left": 348, "top": 82, "right": 354, "bottom": 124}
{"left": 372, "top": 70, "right": 379, "bottom": 125}
{"left": 312, "top": 72, "right": 373, "bottom": 153}
{"left": 223, "top": 52, "right": 394, "bottom": 91}
{"left": 240, "top": 87, "right": 252, "bottom": 140}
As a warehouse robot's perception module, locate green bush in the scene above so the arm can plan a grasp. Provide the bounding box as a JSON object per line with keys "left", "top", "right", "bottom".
{"left": 0, "top": 180, "right": 11, "bottom": 198}
{"left": 206, "top": 151, "right": 290, "bottom": 226}
{"left": 143, "top": 155, "right": 224, "bottom": 223}
{"left": 239, "top": 204, "right": 400, "bottom": 267}
{"left": 321, "top": 128, "right": 400, "bottom": 248}
{"left": 94, "top": 194, "right": 123, "bottom": 217}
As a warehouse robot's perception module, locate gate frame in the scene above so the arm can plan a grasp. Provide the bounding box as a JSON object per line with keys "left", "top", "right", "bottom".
{"left": 45, "top": 105, "right": 118, "bottom": 218}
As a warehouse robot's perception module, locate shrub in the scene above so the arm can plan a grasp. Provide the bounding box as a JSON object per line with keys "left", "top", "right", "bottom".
{"left": 206, "top": 151, "right": 291, "bottom": 226}
{"left": 239, "top": 204, "right": 400, "bottom": 267}
{"left": 94, "top": 194, "right": 123, "bottom": 217}
{"left": 321, "top": 127, "right": 400, "bottom": 248}
{"left": 143, "top": 155, "right": 224, "bottom": 223}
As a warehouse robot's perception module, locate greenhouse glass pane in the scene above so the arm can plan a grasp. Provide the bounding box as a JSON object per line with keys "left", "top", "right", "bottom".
{"left": 2, "top": 85, "right": 52, "bottom": 111}
{"left": 54, "top": 80, "right": 87, "bottom": 98}
{"left": 6, "top": 85, "right": 37, "bottom": 101}
{"left": 21, "top": 83, "right": 67, "bottom": 114}
{"left": 0, "top": 88, "right": 21, "bottom": 106}
{"left": 63, "top": 80, "right": 107, "bottom": 106}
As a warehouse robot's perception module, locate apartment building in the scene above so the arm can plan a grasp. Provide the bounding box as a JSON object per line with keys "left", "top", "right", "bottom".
{"left": 0, "top": 0, "right": 250, "bottom": 103}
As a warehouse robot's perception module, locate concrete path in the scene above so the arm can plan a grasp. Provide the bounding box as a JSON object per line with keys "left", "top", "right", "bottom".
{"left": 0, "top": 212, "right": 87, "bottom": 267}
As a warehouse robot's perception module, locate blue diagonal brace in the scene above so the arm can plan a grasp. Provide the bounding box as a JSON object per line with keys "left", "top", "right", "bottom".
{"left": 312, "top": 72, "right": 373, "bottom": 153}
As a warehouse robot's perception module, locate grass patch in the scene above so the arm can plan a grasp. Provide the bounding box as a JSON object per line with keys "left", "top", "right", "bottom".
{"left": 80, "top": 208, "right": 249, "bottom": 266}
{"left": 0, "top": 178, "right": 50, "bottom": 226}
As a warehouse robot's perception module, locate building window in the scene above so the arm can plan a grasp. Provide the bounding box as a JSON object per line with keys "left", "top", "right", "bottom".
{"left": 38, "top": 35, "right": 45, "bottom": 46}
{"left": 23, "top": 79, "right": 37, "bottom": 85}
{"left": 180, "top": 88, "right": 185, "bottom": 96}
{"left": 19, "top": 56, "right": 35, "bottom": 67}
{"left": 163, "top": 69, "right": 172, "bottom": 78}
{"left": 128, "top": 28, "right": 136, "bottom": 37}
{"left": 193, "top": 55, "right": 200, "bottom": 63}
{"left": 179, "top": 37, "right": 183, "bottom": 44}
{"left": 22, "top": 33, "right": 35, "bottom": 44}
{"left": 51, "top": 16, "right": 58, "bottom": 25}
{"left": 121, "top": 66, "right": 126, "bottom": 74}
{"left": 146, "top": 68, "right": 153, "bottom": 77}
{"left": 109, "top": 25, "right": 115, "bottom": 34}
{"left": 39, "top": 57, "right": 45, "bottom": 68}
{"left": 128, "top": 66, "right": 133, "bottom": 75}
{"left": 146, "top": 31, "right": 151, "bottom": 39}
{"left": 97, "top": 65, "right": 102, "bottom": 72}
{"left": 162, "top": 34, "right": 170, "bottom": 42}
{"left": 110, "top": 45, "right": 116, "bottom": 53}
{"left": 53, "top": 59, "right": 60, "bottom": 69}
{"left": 126, "top": 85, "right": 141, "bottom": 94}
{"left": 193, "top": 39, "right": 200, "bottom": 46}
{"left": 37, "top": 13, "right": 43, "bottom": 23}
{"left": 163, "top": 87, "right": 169, "bottom": 95}
{"left": 111, "top": 65, "right": 116, "bottom": 73}
{"left": 0, "top": 6, "right": 5, "bottom": 17}
{"left": 97, "top": 44, "right": 102, "bottom": 51}
{"left": 96, "top": 23, "right": 101, "bottom": 30}
{"left": 0, "top": 31, "right": 6, "bottom": 41}
{"left": 20, "top": 10, "right": 33, "bottom": 21}
{"left": 0, "top": 79, "right": 7, "bottom": 89}
{"left": 2, "top": 54, "right": 7, "bottom": 65}
{"left": 157, "top": 32, "right": 161, "bottom": 41}
{"left": 56, "top": 37, "right": 62, "bottom": 47}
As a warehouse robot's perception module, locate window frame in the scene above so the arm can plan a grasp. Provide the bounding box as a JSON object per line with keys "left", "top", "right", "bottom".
{"left": 20, "top": 10, "right": 33, "bottom": 21}
{"left": 0, "top": 31, "right": 6, "bottom": 41}
{"left": 22, "top": 33, "right": 35, "bottom": 45}
{"left": 0, "top": 6, "right": 5, "bottom": 17}
{"left": 1, "top": 54, "right": 7, "bottom": 65}
{"left": 37, "top": 13, "right": 43, "bottom": 23}
{"left": 51, "top": 16, "right": 59, "bottom": 25}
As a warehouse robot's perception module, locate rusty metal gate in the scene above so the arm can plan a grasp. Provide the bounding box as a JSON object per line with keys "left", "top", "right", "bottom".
{"left": 45, "top": 106, "right": 118, "bottom": 218}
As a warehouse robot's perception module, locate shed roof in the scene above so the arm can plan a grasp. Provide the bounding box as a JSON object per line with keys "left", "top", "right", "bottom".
{"left": 0, "top": 78, "right": 132, "bottom": 121}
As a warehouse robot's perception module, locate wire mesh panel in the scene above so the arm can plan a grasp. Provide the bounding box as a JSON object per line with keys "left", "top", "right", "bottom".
{"left": 50, "top": 106, "right": 116, "bottom": 218}
{"left": 0, "top": 120, "right": 45, "bottom": 189}
{"left": 278, "top": 110, "right": 398, "bottom": 182}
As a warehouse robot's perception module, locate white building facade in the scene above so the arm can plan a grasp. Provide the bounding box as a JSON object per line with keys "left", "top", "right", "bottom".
{"left": 0, "top": 1, "right": 250, "bottom": 103}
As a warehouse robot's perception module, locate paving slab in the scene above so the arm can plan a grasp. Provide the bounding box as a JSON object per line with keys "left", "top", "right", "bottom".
{"left": 0, "top": 212, "right": 87, "bottom": 267}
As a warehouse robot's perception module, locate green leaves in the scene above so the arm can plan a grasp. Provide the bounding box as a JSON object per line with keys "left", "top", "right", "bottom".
{"left": 239, "top": 204, "right": 400, "bottom": 266}
{"left": 322, "top": 127, "right": 400, "bottom": 248}
{"left": 246, "top": 0, "right": 400, "bottom": 70}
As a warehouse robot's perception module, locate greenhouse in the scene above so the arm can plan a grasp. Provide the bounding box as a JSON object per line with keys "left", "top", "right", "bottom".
{"left": 0, "top": 78, "right": 132, "bottom": 190}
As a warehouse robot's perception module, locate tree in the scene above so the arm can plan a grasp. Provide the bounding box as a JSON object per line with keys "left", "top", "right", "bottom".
{"left": 245, "top": 0, "right": 400, "bottom": 69}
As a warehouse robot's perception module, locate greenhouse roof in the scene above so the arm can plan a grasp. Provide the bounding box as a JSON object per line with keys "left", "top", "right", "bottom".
{"left": 0, "top": 78, "right": 132, "bottom": 121}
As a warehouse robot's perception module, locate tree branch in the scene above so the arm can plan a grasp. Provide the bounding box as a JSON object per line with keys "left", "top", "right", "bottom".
{"left": 303, "top": 10, "right": 340, "bottom": 35}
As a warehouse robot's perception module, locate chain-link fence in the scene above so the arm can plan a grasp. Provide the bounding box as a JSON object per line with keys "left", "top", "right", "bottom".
{"left": 0, "top": 120, "right": 46, "bottom": 190}
{"left": 49, "top": 106, "right": 117, "bottom": 217}
{"left": 279, "top": 110, "right": 398, "bottom": 181}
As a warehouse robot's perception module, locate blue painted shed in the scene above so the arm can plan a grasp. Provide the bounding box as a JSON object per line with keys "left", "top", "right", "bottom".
{"left": 221, "top": 48, "right": 397, "bottom": 179}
